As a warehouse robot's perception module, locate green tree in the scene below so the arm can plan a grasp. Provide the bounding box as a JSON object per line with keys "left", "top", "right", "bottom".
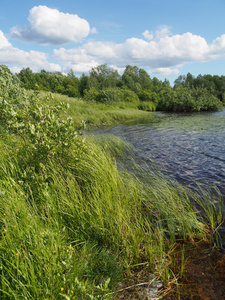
{"left": 138, "top": 68, "right": 153, "bottom": 90}
{"left": 185, "top": 72, "right": 194, "bottom": 87}
{"left": 17, "top": 68, "right": 36, "bottom": 90}
{"left": 174, "top": 75, "right": 186, "bottom": 87}
{"left": 79, "top": 73, "right": 89, "bottom": 96}
{"left": 89, "top": 64, "right": 120, "bottom": 90}
{"left": 122, "top": 65, "right": 141, "bottom": 92}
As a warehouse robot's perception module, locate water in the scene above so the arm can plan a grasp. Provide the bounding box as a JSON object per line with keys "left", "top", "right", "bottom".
{"left": 97, "top": 108, "right": 225, "bottom": 197}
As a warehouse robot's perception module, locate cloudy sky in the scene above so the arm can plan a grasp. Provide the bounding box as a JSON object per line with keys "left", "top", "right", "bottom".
{"left": 1, "top": 0, "right": 225, "bottom": 83}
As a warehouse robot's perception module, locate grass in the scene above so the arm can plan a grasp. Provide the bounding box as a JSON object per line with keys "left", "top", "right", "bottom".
{"left": 0, "top": 92, "right": 224, "bottom": 299}
{"left": 39, "top": 91, "right": 154, "bottom": 128}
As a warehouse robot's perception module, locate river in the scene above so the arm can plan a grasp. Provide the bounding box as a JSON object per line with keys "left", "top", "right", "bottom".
{"left": 97, "top": 108, "right": 225, "bottom": 198}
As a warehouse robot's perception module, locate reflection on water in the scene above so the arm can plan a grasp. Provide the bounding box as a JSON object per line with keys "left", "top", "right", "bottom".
{"left": 97, "top": 108, "right": 225, "bottom": 196}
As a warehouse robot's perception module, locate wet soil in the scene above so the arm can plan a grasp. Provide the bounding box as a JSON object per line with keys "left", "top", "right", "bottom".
{"left": 162, "top": 240, "right": 225, "bottom": 300}
{"left": 112, "top": 238, "right": 225, "bottom": 300}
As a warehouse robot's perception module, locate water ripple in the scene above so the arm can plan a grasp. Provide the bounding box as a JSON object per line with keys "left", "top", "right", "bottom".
{"left": 97, "top": 108, "right": 225, "bottom": 196}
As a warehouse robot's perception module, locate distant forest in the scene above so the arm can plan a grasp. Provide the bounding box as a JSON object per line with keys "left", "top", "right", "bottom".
{"left": 16, "top": 64, "right": 225, "bottom": 112}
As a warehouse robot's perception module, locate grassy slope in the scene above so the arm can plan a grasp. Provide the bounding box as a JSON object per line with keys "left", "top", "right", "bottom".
{"left": 41, "top": 92, "right": 153, "bottom": 128}
{"left": 0, "top": 93, "right": 224, "bottom": 299}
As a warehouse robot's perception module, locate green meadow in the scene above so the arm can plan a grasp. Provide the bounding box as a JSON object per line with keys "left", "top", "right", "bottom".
{"left": 0, "top": 65, "right": 224, "bottom": 299}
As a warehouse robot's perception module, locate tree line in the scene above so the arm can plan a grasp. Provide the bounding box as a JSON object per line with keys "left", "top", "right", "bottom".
{"left": 16, "top": 64, "right": 225, "bottom": 112}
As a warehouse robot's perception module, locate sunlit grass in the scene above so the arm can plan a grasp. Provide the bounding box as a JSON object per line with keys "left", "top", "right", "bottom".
{"left": 0, "top": 90, "right": 224, "bottom": 298}
{"left": 38, "top": 91, "right": 153, "bottom": 128}
{"left": 0, "top": 130, "right": 224, "bottom": 298}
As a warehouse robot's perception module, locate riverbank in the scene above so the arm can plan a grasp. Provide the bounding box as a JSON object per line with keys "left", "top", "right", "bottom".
{"left": 2, "top": 131, "right": 224, "bottom": 299}
{"left": 40, "top": 91, "right": 154, "bottom": 128}
{"left": 0, "top": 77, "right": 224, "bottom": 299}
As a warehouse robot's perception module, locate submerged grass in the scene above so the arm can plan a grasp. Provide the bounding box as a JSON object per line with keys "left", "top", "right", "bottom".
{"left": 0, "top": 129, "right": 224, "bottom": 299}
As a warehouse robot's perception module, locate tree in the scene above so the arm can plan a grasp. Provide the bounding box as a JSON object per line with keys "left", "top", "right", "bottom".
{"left": 122, "top": 65, "right": 141, "bottom": 92}
{"left": 138, "top": 68, "right": 153, "bottom": 90}
{"left": 89, "top": 64, "right": 120, "bottom": 90}
{"left": 185, "top": 73, "right": 194, "bottom": 87}
{"left": 163, "top": 79, "right": 170, "bottom": 87}
{"left": 17, "top": 68, "right": 36, "bottom": 89}
{"left": 174, "top": 75, "right": 186, "bottom": 86}
{"left": 79, "top": 73, "right": 89, "bottom": 96}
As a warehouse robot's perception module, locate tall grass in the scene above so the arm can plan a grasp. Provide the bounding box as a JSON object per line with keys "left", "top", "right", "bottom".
{"left": 0, "top": 130, "right": 223, "bottom": 299}
{"left": 39, "top": 92, "right": 153, "bottom": 128}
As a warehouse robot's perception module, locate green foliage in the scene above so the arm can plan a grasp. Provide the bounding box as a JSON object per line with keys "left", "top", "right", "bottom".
{"left": 89, "top": 64, "right": 120, "bottom": 90}
{"left": 84, "top": 88, "right": 139, "bottom": 105}
{"left": 0, "top": 66, "right": 86, "bottom": 199}
{"left": 158, "top": 86, "right": 223, "bottom": 112}
{"left": 175, "top": 72, "right": 225, "bottom": 102}
{"left": 79, "top": 73, "right": 89, "bottom": 96}
{"left": 0, "top": 64, "right": 224, "bottom": 298}
{"left": 83, "top": 87, "right": 99, "bottom": 102}
{"left": 137, "top": 101, "right": 156, "bottom": 111}
{"left": 17, "top": 68, "right": 80, "bottom": 98}
{"left": 95, "top": 88, "right": 123, "bottom": 104}
{"left": 121, "top": 65, "right": 142, "bottom": 92}
{"left": 138, "top": 68, "right": 153, "bottom": 90}
{"left": 17, "top": 65, "right": 224, "bottom": 114}
{"left": 138, "top": 90, "right": 159, "bottom": 104}
{"left": 121, "top": 89, "right": 139, "bottom": 103}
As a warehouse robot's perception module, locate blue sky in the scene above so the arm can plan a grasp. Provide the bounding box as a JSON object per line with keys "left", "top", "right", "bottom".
{"left": 1, "top": 0, "right": 225, "bottom": 84}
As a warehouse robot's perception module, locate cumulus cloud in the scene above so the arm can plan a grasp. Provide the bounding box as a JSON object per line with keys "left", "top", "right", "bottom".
{"left": 4, "top": 18, "right": 225, "bottom": 77}
{"left": 0, "top": 30, "right": 11, "bottom": 48}
{"left": 142, "top": 30, "right": 154, "bottom": 41}
{"left": 155, "top": 25, "right": 172, "bottom": 40}
{"left": 149, "top": 68, "right": 180, "bottom": 76}
{"left": 54, "top": 26, "right": 225, "bottom": 76}
{"left": 208, "top": 34, "right": 225, "bottom": 60}
{"left": 10, "top": 5, "right": 91, "bottom": 45}
{"left": 142, "top": 26, "right": 171, "bottom": 41}
{"left": 0, "top": 30, "right": 61, "bottom": 72}
{"left": 54, "top": 30, "right": 214, "bottom": 74}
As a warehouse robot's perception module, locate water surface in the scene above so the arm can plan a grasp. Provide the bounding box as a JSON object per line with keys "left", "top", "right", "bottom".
{"left": 98, "top": 108, "right": 225, "bottom": 196}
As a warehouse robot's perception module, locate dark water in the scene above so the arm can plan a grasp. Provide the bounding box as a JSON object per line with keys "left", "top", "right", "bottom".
{"left": 98, "top": 108, "right": 225, "bottom": 197}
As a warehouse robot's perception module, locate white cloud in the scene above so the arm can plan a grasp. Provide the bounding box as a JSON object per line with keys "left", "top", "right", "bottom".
{"left": 142, "top": 30, "right": 154, "bottom": 41}
{"left": 149, "top": 68, "right": 180, "bottom": 76}
{"left": 142, "top": 26, "right": 171, "bottom": 41}
{"left": 0, "top": 30, "right": 11, "bottom": 48}
{"left": 208, "top": 34, "right": 225, "bottom": 59}
{"left": 54, "top": 30, "right": 212, "bottom": 75}
{"left": 155, "top": 25, "right": 172, "bottom": 40}
{"left": 10, "top": 5, "right": 91, "bottom": 45}
{"left": 90, "top": 27, "right": 98, "bottom": 34}
{"left": 0, "top": 30, "right": 61, "bottom": 72}
{"left": 84, "top": 41, "right": 118, "bottom": 58}
{"left": 4, "top": 18, "right": 225, "bottom": 77}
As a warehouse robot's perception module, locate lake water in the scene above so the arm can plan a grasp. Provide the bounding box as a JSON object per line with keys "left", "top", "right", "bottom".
{"left": 98, "top": 108, "right": 225, "bottom": 197}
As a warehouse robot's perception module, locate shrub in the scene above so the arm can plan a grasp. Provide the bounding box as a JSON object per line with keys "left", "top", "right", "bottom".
{"left": 83, "top": 87, "right": 99, "bottom": 102}
{"left": 121, "top": 89, "right": 139, "bottom": 103}
{"left": 95, "top": 88, "right": 123, "bottom": 104}
{"left": 0, "top": 65, "right": 86, "bottom": 198}
{"left": 137, "top": 101, "right": 156, "bottom": 111}
{"left": 138, "top": 90, "right": 159, "bottom": 104}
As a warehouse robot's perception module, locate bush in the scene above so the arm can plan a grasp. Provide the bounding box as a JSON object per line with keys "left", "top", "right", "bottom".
{"left": 121, "top": 89, "right": 139, "bottom": 103}
{"left": 137, "top": 101, "right": 156, "bottom": 111}
{"left": 95, "top": 88, "right": 123, "bottom": 104}
{"left": 84, "top": 88, "right": 139, "bottom": 105}
{"left": 138, "top": 90, "right": 159, "bottom": 104}
{"left": 157, "top": 86, "right": 223, "bottom": 112}
{"left": 83, "top": 87, "right": 99, "bottom": 102}
{"left": 0, "top": 65, "right": 86, "bottom": 199}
